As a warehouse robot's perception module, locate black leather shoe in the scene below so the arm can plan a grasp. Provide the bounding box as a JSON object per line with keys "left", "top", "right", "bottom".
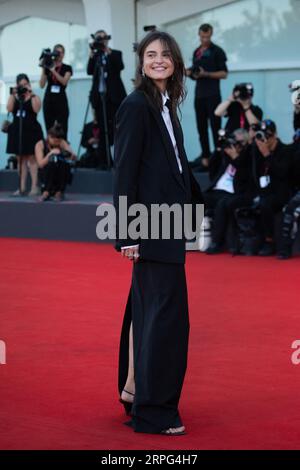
{"left": 258, "top": 242, "right": 275, "bottom": 256}
{"left": 277, "top": 250, "right": 292, "bottom": 260}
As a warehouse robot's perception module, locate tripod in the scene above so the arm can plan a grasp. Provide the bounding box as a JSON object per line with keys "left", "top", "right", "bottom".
{"left": 17, "top": 95, "right": 25, "bottom": 195}
{"left": 97, "top": 49, "right": 112, "bottom": 170}
{"left": 77, "top": 91, "right": 92, "bottom": 160}
{"left": 78, "top": 50, "right": 112, "bottom": 170}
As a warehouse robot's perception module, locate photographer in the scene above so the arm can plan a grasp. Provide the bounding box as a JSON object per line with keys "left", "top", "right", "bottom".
{"left": 215, "top": 83, "right": 263, "bottom": 134}
{"left": 203, "top": 128, "right": 253, "bottom": 254}
{"left": 78, "top": 113, "right": 100, "bottom": 168}
{"left": 277, "top": 132, "right": 300, "bottom": 259}
{"left": 249, "top": 120, "right": 293, "bottom": 256}
{"left": 87, "top": 30, "right": 126, "bottom": 169}
{"left": 6, "top": 73, "right": 43, "bottom": 196}
{"left": 35, "top": 123, "right": 76, "bottom": 202}
{"left": 186, "top": 24, "right": 228, "bottom": 171}
{"left": 39, "top": 44, "right": 73, "bottom": 139}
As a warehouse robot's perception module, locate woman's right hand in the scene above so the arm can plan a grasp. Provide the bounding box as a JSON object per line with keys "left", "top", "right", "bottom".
{"left": 121, "top": 246, "right": 140, "bottom": 262}
{"left": 46, "top": 148, "right": 61, "bottom": 161}
{"left": 50, "top": 148, "right": 61, "bottom": 155}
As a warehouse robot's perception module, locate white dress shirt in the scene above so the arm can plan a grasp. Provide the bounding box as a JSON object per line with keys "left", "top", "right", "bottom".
{"left": 122, "top": 91, "right": 182, "bottom": 250}
{"left": 213, "top": 164, "right": 236, "bottom": 194}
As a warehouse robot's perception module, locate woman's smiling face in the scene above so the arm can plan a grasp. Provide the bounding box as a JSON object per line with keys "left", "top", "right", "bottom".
{"left": 143, "top": 39, "right": 174, "bottom": 83}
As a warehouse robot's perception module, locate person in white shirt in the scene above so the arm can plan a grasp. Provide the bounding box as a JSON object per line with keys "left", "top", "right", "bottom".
{"left": 203, "top": 128, "right": 253, "bottom": 254}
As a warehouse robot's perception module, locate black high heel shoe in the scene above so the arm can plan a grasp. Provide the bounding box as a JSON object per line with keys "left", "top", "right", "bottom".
{"left": 119, "top": 389, "right": 135, "bottom": 416}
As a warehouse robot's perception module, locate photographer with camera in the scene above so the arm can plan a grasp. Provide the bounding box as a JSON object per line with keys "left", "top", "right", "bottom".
{"left": 203, "top": 128, "right": 253, "bottom": 254}
{"left": 35, "top": 123, "right": 76, "bottom": 202}
{"left": 277, "top": 132, "right": 300, "bottom": 259}
{"left": 186, "top": 24, "right": 228, "bottom": 171}
{"left": 39, "top": 44, "right": 73, "bottom": 139}
{"left": 247, "top": 120, "right": 294, "bottom": 256}
{"left": 6, "top": 73, "right": 43, "bottom": 196}
{"left": 78, "top": 112, "right": 100, "bottom": 168}
{"left": 215, "top": 83, "right": 263, "bottom": 134}
{"left": 87, "top": 30, "right": 126, "bottom": 169}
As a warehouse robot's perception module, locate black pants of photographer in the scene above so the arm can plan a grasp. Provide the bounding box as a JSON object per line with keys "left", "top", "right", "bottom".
{"left": 195, "top": 94, "right": 221, "bottom": 159}
{"left": 42, "top": 161, "right": 70, "bottom": 194}
{"left": 204, "top": 190, "right": 253, "bottom": 246}
{"left": 279, "top": 191, "right": 300, "bottom": 251}
{"left": 43, "top": 95, "right": 69, "bottom": 139}
{"left": 94, "top": 95, "right": 117, "bottom": 169}
{"left": 257, "top": 193, "right": 286, "bottom": 240}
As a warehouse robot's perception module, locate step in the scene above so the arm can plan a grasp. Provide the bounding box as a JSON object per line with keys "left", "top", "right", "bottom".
{"left": 0, "top": 192, "right": 112, "bottom": 242}
{"left": 0, "top": 168, "right": 211, "bottom": 195}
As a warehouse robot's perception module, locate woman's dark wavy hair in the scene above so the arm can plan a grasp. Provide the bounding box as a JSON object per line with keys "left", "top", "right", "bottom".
{"left": 54, "top": 44, "right": 65, "bottom": 54}
{"left": 16, "top": 73, "right": 30, "bottom": 85}
{"left": 135, "top": 31, "right": 186, "bottom": 120}
{"left": 48, "top": 122, "right": 65, "bottom": 139}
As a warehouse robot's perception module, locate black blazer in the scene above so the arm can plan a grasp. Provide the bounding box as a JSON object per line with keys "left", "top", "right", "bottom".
{"left": 249, "top": 140, "right": 293, "bottom": 203}
{"left": 113, "top": 90, "right": 204, "bottom": 264}
{"left": 206, "top": 147, "right": 252, "bottom": 195}
{"left": 87, "top": 50, "right": 127, "bottom": 107}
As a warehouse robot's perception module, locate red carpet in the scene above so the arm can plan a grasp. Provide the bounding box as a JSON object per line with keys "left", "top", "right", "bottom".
{"left": 0, "top": 237, "right": 300, "bottom": 450}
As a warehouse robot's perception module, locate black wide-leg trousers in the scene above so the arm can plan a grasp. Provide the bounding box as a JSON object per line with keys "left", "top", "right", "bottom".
{"left": 118, "top": 260, "right": 190, "bottom": 434}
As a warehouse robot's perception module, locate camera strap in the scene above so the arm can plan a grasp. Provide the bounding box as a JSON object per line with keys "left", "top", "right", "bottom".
{"left": 240, "top": 111, "right": 246, "bottom": 129}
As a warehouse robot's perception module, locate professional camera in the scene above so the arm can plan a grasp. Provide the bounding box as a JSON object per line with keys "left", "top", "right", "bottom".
{"left": 39, "top": 48, "right": 60, "bottom": 69}
{"left": 254, "top": 120, "right": 276, "bottom": 142}
{"left": 217, "top": 129, "right": 237, "bottom": 149}
{"left": 188, "top": 58, "right": 203, "bottom": 78}
{"left": 90, "top": 34, "right": 111, "bottom": 54}
{"left": 233, "top": 83, "right": 254, "bottom": 101}
{"left": 49, "top": 150, "right": 72, "bottom": 164}
{"left": 290, "top": 80, "right": 300, "bottom": 106}
{"left": 17, "top": 85, "right": 28, "bottom": 99}
{"left": 10, "top": 85, "right": 28, "bottom": 99}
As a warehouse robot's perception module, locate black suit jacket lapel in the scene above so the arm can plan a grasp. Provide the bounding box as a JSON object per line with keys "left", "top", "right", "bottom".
{"left": 171, "top": 117, "right": 191, "bottom": 193}
{"left": 148, "top": 105, "right": 187, "bottom": 192}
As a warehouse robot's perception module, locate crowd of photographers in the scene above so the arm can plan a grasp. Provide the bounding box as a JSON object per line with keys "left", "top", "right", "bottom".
{"left": 185, "top": 23, "right": 300, "bottom": 260}
{"left": 2, "top": 24, "right": 300, "bottom": 258}
{"left": 2, "top": 31, "right": 124, "bottom": 200}
{"left": 202, "top": 115, "right": 300, "bottom": 260}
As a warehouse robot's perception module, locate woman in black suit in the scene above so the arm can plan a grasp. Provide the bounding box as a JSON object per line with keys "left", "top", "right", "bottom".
{"left": 114, "top": 31, "right": 203, "bottom": 436}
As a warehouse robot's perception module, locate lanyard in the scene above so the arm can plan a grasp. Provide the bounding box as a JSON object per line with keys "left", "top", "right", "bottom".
{"left": 240, "top": 111, "right": 246, "bottom": 129}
